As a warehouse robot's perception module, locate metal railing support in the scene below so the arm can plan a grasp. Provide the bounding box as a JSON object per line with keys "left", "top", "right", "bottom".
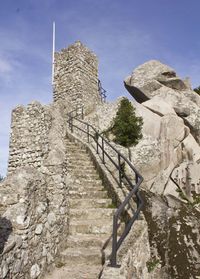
{"left": 96, "top": 139, "right": 99, "bottom": 154}
{"left": 118, "top": 154, "right": 122, "bottom": 187}
{"left": 81, "top": 107, "right": 84, "bottom": 120}
{"left": 102, "top": 137, "right": 105, "bottom": 164}
{"left": 110, "top": 215, "right": 118, "bottom": 267}
{"left": 87, "top": 124, "right": 90, "bottom": 143}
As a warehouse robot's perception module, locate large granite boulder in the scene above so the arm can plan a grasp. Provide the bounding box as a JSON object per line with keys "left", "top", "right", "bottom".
{"left": 124, "top": 60, "right": 200, "bottom": 145}
{"left": 124, "top": 60, "right": 190, "bottom": 102}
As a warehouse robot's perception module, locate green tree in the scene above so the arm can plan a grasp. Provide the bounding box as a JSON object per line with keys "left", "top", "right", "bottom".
{"left": 111, "top": 98, "right": 143, "bottom": 148}
{"left": 0, "top": 175, "right": 4, "bottom": 182}
{"left": 193, "top": 86, "right": 200, "bottom": 96}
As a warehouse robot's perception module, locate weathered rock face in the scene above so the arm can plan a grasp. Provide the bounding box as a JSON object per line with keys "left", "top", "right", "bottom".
{"left": 86, "top": 59, "right": 200, "bottom": 278}
{"left": 124, "top": 60, "right": 190, "bottom": 101}
{"left": 124, "top": 60, "right": 200, "bottom": 144}
{"left": 142, "top": 191, "right": 200, "bottom": 279}
{"left": 86, "top": 96, "right": 199, "bottom": 200}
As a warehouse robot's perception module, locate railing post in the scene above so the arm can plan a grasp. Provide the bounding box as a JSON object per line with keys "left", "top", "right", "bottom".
{"left": 110, "top": 215, "right": 118, "bottom": 267}
{"left": 102, "top": 137, "right": 105, "bottom": 164}
{"left": 118, "top": 154, "right": 122, "bottom": 187}
{"left": 69, "top": 113, "right": 73, "bottom": 133}
{"left": 68, "top": 113, "right": 71, "bottom": 130}
{"left": 96, "top": 137, "right": 99, "bottom": 154}
{"left": 135, "top": 173, "right": 138, "bottom": 184}
{"left": 135, "top": 174, "right": 140, "bottom": 218}
{"left": 81, "top": 107, "right": 84, "bottom": 120}
{"left": 87, "top": 124, "right": 89, "bottom": 143}
{"left": 70, "top": 116, "right": 73, "bottom": 133}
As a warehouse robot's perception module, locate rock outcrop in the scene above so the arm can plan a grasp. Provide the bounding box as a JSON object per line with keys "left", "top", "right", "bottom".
{"left": 124, "top": 60, "right": 200, "bottom": 144}
{"left": 86, "top": 60, "right": 200, "bottom": 278}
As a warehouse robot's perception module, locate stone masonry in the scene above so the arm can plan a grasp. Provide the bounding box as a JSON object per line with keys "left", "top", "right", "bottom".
{"left": 0, "top": 41, "right": 150, "bottom": 279}
{"left": 0, "top": 102, "right": 70, "bottom": 278}
{"left": 53, "top": 41, "right": 101, "bottom": 114}
{"left": 8, "top": 102, "right": 51, "bottom": 174}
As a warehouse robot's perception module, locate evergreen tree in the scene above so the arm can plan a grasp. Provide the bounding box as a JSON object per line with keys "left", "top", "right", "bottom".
{"left": 194, "top": 86, "right": 200, "bottom": 96}
{"left": 0, "top": 175, "right": 4, "bottom": 182}
{"left": 111, "top": 98, "right": 143, "bottom": 148}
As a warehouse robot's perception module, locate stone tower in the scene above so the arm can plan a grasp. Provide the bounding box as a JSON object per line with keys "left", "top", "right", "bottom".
{"left": 7, "top": 41, "right": 102, "bottom": 174}
{"left": 53, "top": 41, "right": 101, "bottom": 114}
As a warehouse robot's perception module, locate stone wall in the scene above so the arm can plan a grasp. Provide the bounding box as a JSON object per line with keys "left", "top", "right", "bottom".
{"left": 8, "top": 102, "right": 51, "bottom": 174}
{"left": 0, "top": 166, "right": 69, "bottom": 279}
{"left": 53, "top": 41, "right": 101, "bottom": 114}
{"left": 1, "top": 103, "right": 70, "bottom": 278}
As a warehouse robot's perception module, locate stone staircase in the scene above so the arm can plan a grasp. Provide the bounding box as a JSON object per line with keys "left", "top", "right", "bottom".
{"left": 44, "top": 137, "right": 117, "bottom": 279}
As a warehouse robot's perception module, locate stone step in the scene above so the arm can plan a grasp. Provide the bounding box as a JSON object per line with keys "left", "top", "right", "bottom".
{"left": 68, "top": 168, "right": 97, "bottom": 175}
{"left": 72, "top": 178, "right": 102, "bottom": 185}
{"left": 68, "top": 153, "right": 89, "bottom": 159}
{"left": 69, "top": 164, "right": 95, "bottom": 171}
{"left": 69, "top": 190, "right": 108, "bottom": 199}
{"left": 71, "top": 180, "right": 102, "bottom": 188}
{"left": 69, "top": 198, "right": 112, "bottom": 208}
{"left": 70, "top": 208, "right": 115, "bottom": 220}
{"left": 70, "top": 182, "right": 104, "bottom": 192}
{"left": 68, "top": 156, "right": 91, "bottom": 162}
{"left": 72, "top": 173, "right": 100, "bottom": 179}
{"left": 70, "top": 219, "right": 125, "bottom": 235}
{"left": 65, "top": 144, "right": 86, "bottom": 150}
{"left": 67, "top": 150, "right": 87, "bottom": 156}
{"left": 69, "top": 219, "right": 113, "bottom": 235}
{"left": 60, "top": 247, "right": 102, "bottom": 265}
{"left": 68, "top": 159, "right": 94, "bottom": 165}
{"left": 69, "top": 163, "right": 96, "bottom": 170}
{"left": 44, "top": 264, "right": 102, "bottom": 279}
{"left": 66, "top": 234, "right": 110, "bottom": 249}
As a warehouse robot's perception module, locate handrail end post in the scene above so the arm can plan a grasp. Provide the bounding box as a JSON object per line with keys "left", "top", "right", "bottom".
{"left": 81, "top": 107, "right": 84, "bottom": 119}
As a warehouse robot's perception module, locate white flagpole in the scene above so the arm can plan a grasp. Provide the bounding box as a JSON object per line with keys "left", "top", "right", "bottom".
{"left": 52, "top": 21, "right": 55, "bottom": 86}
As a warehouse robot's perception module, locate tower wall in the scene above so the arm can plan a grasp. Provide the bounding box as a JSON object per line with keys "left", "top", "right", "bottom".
{"left": 53, "top": 41, "right": 101, "bottom": 114}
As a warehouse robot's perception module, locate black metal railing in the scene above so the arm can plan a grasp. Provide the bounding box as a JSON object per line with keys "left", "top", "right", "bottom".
{"left": 67, "top": 106, "right": 144, "bottom": 267}
{"left": 98, "top": 79, "right": 107, "bottom": 102}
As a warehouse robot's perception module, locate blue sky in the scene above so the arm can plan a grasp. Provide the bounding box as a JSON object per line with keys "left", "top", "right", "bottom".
{"left": 1, "top": 0, "right": 200, "bottom": 175}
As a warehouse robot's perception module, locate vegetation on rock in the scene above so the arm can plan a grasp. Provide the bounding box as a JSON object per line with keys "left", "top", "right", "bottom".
{"left": 110, "top": 98, "right": 143, "bottom": 147}
{"left": 0, "top": 175, "right": 3, "bottom": 182}
{"left": 193, "top": 86, "right": 200, "bottom": 95}
{"left": 146, "top": 258, "right": 160, "bottom": 273}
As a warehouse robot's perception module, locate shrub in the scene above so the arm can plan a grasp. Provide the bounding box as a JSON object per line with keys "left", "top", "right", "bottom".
{"left": 111, "top": 98, "right": 143, "bottom": 148}
{"left": 193, "top": 86, "right": 200, "bottom": 96}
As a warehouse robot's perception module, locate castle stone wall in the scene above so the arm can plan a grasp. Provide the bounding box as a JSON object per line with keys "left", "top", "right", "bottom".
{"left": 8, "top": 102, "right": 51, "bottom": 174}
{"left": 1, "top": 41, "right": 101, "bottom": 278}
{"left": 53, "top": 41, "right": 101, "bottom": 114}
{"left": 0, "top": 166, "right": 69, "bottom": 279}
{"left": 1, "top": 103, "right": 70, "bottom": 278}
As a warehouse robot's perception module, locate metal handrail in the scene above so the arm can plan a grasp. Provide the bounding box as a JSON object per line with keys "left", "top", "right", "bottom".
{"left": 67, "top": 106, "right": 144, "bottom": 267}
{"left": 98, "top": 79, "right": 107, "bottom": 102}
